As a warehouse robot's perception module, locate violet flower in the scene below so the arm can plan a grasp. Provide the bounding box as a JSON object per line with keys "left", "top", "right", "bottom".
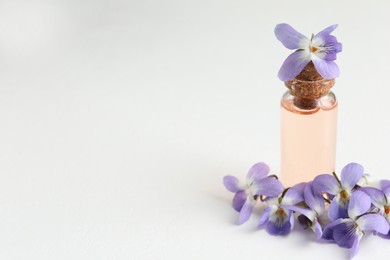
{"left": 313, "top": 163, "right": 365, "bottom": 221}
{"left": 275, "top": 23, "right": 342, "bottom": 81}
{"left": 223, "top": 162, "right": 284, "bottom": 224}
{"left": 288, "top": 182, "right": 326, "bottom": 239}
{"left": 360, "top": 185, "right": 390, "bottom": 238}
{"left": 258, "top": 183, "right": 305, "bottom": 235}
{"left": 322, "top": 191, "right": 389, "bottom": 259}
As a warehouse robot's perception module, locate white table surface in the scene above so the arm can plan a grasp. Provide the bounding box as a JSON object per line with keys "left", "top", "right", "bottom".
{"left": 1, "top": 0, "right": 390, "bottom": 259}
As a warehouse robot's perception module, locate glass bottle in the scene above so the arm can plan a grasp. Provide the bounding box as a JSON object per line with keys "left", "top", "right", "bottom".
{"left": 280, "top": 62, "right": 337, "bottom": 187}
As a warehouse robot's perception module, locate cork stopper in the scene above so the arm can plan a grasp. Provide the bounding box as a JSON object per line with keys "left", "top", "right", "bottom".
{"left": 284, "top": 62, "right": 335, "bottom": 109}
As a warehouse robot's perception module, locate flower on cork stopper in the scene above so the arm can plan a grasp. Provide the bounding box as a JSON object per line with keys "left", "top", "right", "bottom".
{"left": 275, "top": 23, "right": 342, "bottom": 81}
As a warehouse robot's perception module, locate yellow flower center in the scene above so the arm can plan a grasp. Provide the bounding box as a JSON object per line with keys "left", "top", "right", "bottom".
{"left": 276, "top": 208, "right": 284, "bottom": 216}
{"left": 385, "top": 206, "right": 390, "bottom": 215}
{"left": 310, "top": 46, "right": 318, "bottom": 53}
{"left": 340, "top": 190, "right": 349, "bottom": 200}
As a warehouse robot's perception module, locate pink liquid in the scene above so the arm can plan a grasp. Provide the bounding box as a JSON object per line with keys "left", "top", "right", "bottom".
{"left": 281, "top": 103, "right": 337, "bottom": 187}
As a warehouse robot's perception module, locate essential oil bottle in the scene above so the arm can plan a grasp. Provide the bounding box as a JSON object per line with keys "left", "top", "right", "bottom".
{"left": 280, "top": 62, "right": 337, "bottom": 186}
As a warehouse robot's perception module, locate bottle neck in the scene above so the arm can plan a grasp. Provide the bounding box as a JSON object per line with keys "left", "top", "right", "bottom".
{"left": 281, "top": 90, "right": 337, "bottom": 114}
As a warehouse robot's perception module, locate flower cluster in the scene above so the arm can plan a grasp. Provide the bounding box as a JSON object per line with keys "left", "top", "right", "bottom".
{"left": 223, "top": 162, "right": 390, "bottom": 259}
{"left": 275, "top": 23, "right": 342, "bottom": 81}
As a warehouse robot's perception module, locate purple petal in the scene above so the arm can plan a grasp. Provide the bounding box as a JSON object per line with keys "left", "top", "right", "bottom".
{"left": 382, "top": 185, "right": 390, "bottom": 199}
{"left": 357, "top": 214, "right": 390, "bottom": 234}
{"left": 289, "top": 211, "right": 295, "bottom": 230}
{"left": 267, "top": 219, "right": 291, "bottom": 236}
{"left": 314, "top": 24, "right": 338, "bottom": 41}
{"left": 323, "top": 36, "right": 342, "bottom": 60}
{"left": 378, "top": 230, "right": 390, "bottom": 239}
{"left": 283, "top": 205, "right": 316, "bottom": 221}
{"left": 332, "top": 220, "right": 358, "bottom": 248}
{"left": 232, "top": 190, "right": 247, "bottom": 212}
{"left": 290, "top": 182, "right": 307, "bottom": 194}
{"left": 281, "top": 185, "right": 304, "bottom": 205}
{"left": 380, "top": 180, "right": 390, "bottom": 190}
{"left": 320, "top": 47, "right": 342, "bottom": 62}
{"left": 267, "top": 209, "right": 292, "bottom": 235}
{"left": 322, "top": 218, "right": 349, "bottom": 241}
{"left": 329, "top": 196, "right": 348, "bottom": 221}
{"left": 312, "top": 58, "right": 340, "bottom": 79}
{"left": 304, "top": 182, "right": 325, "bottom": 215}
{"left": 278, "top": 50, "right": 310, "bottom": 81}
{"left": 350, "top": 235, "right": 360, "bottom": 259}
{"left": 246, "top": 162, "right": 270, "bottom": 182}
{"left": 340, "top": 163, "right": 364, "bottom": 190}
{"left": 323, "top": 34, "right": 338, "bottom": 43}
{"left": 328, "top": 198, "right": 339, "bottom": 221}
{"left": 360, "top": 187, "right": 386, "bottom": 209}
{"left": 274, "top": 23, "right": 308, "bottom": 50}
{"left": 348, "top": 190, "right": 371, "bottom": 219}
{"left": 324, "top": 35, "right": 343, "bottom": 51}
{"left": 238, "top": 201, "right": 253, "bottom": 224}
{"left": 313, "top": 221, "right": 323, "bottom": 240}
{"left": 223, "top": 175, "right": 242, "bottom": 193}
{"left": 254, "top": 177, "right": 284, "bottom": 197}
{"left": 313, "top": 174, "right": 340, "bottom": 195}
{"left": 312, "top": 35, "right": 342, "bottom": 62}
{"left": 258, "top": 206, "right": 272, "bottom": 228}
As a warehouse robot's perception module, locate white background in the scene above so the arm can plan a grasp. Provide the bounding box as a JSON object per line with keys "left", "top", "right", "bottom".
{"left": 1, "top": 0, "right": 390, "bottom": 259}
